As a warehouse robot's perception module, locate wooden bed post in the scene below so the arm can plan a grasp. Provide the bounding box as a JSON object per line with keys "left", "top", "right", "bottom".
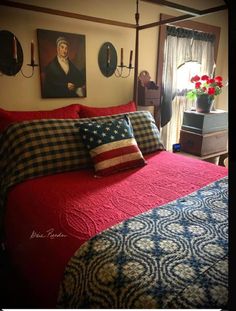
{"left": 133, "top": 0, "right": 140, "bottom": 106}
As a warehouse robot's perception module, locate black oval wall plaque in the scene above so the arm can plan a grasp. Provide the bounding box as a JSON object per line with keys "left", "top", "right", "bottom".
{"left": 98, "top": 42, "right": 117, "bottom": 77}
{"left": 0, "top": 30, "right": 23, "bottom": 76}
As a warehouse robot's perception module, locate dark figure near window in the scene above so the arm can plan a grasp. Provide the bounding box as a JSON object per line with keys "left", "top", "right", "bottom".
{"left": 43, "top": 37, "right": 85, "bottom": 98}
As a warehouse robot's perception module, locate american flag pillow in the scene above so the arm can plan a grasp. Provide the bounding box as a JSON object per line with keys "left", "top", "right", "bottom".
{"left": 76, "top": 116, "right": 146, "bottom": 176}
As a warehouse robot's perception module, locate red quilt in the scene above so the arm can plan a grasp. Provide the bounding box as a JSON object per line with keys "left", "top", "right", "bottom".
{"left": 4, "top": 151, "right": 227, "bottom": 307}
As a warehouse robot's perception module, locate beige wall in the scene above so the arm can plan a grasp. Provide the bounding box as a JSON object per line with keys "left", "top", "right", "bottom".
{"left": 0, "top": 0, "right": 228, "bottom": 111}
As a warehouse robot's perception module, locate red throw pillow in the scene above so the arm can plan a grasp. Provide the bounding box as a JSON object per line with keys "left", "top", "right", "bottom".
{"left": 0, "top": 104, "right": 80, "bottom": 133}
{"left": 79, "top": 101, "right": 136, "bottom": 118}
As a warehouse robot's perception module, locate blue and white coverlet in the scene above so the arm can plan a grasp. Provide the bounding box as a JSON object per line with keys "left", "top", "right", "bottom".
{"left": 57, "top": 176, "right": 228, "bottom": 309}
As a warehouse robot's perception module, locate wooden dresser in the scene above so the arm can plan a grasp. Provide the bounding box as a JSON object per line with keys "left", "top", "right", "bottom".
{"left": 137, "top": 70, "right": 161, "bottom": 128}
{"left": 179, "top": 109, "right": 228, "bottom": 164}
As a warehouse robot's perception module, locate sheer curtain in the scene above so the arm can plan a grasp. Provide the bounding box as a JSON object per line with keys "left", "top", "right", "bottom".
{"left": 161, "top": 97, "right": 194, "bottom": 151}
{"left": 160, "top": 26, "right": 215, "bottom": 151}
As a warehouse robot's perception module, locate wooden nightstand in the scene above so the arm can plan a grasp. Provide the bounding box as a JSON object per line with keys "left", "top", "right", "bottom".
{"left": 179, "top": 129, "right": 228, "bottom": 157}
{"left": 179, "top": 110, "right": 228, "bottom": 162}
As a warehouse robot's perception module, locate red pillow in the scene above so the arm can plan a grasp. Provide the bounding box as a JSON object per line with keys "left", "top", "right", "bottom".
{"left": 0, "top": 104, "right": 80, "bottom": 133}
{"left": 79, "top": 101, "right": 136, "bottom": 118}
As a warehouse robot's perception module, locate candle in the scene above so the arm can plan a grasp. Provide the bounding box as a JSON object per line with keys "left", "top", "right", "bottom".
{"left": 31, "top": 40, "right": 35, "bottom": 64}
{"left": 107, "top": 45, "right": 110, "bottom": 66}
{"left": 129, "top": 50, "right": 133, "bottom": 68}
{"left": 13, "top": 36, "right": 18, "bottom": 61}
{"left": 120, "top": 48, "right": 123, "bottom": 67}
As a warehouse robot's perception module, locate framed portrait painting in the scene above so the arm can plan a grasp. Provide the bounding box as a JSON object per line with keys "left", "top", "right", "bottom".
{"left": 37, "top": 29, "right": 86, "bottom": 98}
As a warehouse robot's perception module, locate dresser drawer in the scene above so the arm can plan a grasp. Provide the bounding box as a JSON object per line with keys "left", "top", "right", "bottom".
{"left": 144, "top": 98, "right": 160, "bottom": 106}
{"left": 179, "top": 129, "right": 228, "bottom": 156}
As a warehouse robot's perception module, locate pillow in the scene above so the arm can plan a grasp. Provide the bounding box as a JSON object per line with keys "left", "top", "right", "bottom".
{"left": 0, "top": 104, "right": 81, "bottom": 133}
{"left": 76, "top": 116, "right": 146, "bottom": 176}
{"left": 79, "top": 101, "right": 136, "bottom": 118}
{"left": 77, "top": 110, "right": 165, "bottom": 155}
{"left": 0, "top": 119, "right": 92, "bottom": 197}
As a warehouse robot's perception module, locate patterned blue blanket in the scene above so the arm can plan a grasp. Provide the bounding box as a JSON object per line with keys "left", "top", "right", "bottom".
{"left": 57, "top": 176, "right": 228, "bottom": 309}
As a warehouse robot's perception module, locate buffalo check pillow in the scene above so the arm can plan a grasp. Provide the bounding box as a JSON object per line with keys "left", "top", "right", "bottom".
{"left": 76, "top": 116, "right": 146, "bottom": 176}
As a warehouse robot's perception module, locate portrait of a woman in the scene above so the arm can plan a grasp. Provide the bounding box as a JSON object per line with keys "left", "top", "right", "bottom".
{"left": 37, "top": 29, "right": 86, "bottom": 98}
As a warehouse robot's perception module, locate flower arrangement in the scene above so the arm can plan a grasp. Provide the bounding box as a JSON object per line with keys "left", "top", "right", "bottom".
{"left": 186, "top": 74, "right": 224, "bottom": 100}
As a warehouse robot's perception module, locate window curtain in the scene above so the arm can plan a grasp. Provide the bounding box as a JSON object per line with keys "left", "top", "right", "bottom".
{"left": 160, "top": 26, "right": 215, "bottom": 150}
{"left": 161, "top": 97, "right": 194, "bottom": 151}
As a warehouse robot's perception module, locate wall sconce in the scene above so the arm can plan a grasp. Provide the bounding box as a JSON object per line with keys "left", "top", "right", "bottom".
{"left": 98, "top": 41, "right": 134, "bottom": 78}
{"left": 0, "top": 30, "right": 38, "bottom": 78}
{"left": 115, "top": 48, "right": 134, "bottom": 78}
{"left": 21, "top": 40, "right": 38, "bottom": 78}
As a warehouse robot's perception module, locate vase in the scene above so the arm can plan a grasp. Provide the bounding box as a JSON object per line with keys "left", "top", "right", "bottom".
{"left": 196, "top": 94, "right": 214, "bottom": 113}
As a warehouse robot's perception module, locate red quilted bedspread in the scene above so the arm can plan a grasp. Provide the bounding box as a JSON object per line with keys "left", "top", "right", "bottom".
{"left": 4, "top": 151, "right": 227, "bottom": 307}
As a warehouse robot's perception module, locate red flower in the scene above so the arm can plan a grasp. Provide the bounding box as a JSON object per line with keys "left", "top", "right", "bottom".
{"left": 201, "top": 75, "right": 209, "bottom": 80}
{"left": 187, "top": 73, "right": 224, "bottom": 100}
{"left": 215, "top": 76, "right": 223, "bottom": 82}
{"left": 195, "top": 82, "right": 201, "bottom": 89}
{"left": 208, "top": 87, "right": 215, "bottom": 95}
{"left": 191, "top": 75, "right": 200, "bottom": 83}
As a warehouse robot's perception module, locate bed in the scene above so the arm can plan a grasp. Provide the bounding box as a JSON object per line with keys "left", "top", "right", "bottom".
{"left": 0, "top": 109, "right": 228, "bottom": 308}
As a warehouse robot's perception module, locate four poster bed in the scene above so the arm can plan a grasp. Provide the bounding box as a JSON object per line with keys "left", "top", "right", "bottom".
{"left": 0, "top": 0, "right": 228, "bottom": 309}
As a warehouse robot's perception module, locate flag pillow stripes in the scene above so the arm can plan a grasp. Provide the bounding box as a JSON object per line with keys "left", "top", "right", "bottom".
{"left": 76, "top": 116, "right": 146, "bottom": 176}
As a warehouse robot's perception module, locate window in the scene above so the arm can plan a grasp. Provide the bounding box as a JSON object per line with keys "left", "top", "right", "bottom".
{"left": 156, "top": 14, "right": 220, "bottom": 150}
{"left": 176, "top": 61, "right": 201, "bottom": 96}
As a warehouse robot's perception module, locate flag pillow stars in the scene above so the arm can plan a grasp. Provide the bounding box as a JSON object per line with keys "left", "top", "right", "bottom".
{"left": 76, "top": 116, "right": 146, "bottom": 176}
